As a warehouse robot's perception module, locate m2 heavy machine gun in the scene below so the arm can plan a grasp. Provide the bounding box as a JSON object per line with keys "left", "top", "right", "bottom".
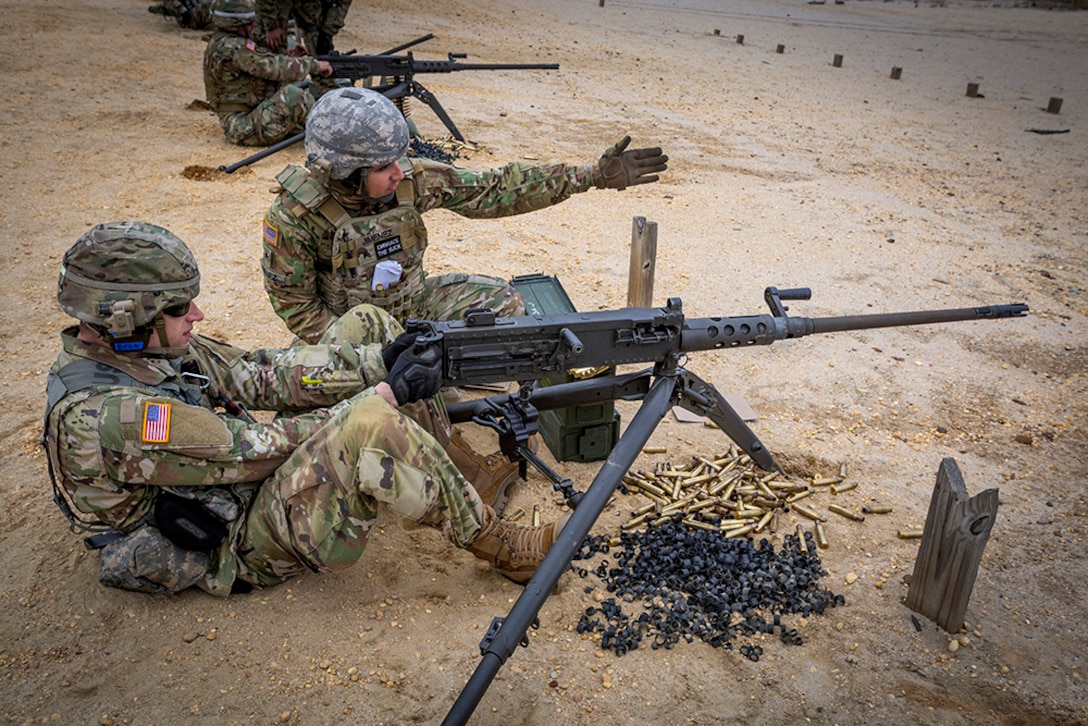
{"left": 316, "top": 49, "right": 559, "bottom": 143}
{"left": 413, "top": 287, "right": 1028, "bottom": 725}
{"left": 218, "top": 34, "right": 559, "bottom": 173}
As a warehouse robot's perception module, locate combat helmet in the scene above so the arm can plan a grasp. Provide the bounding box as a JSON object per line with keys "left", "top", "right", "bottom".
{"left": 305, "top": 88, "right": 410, "bottom": 180}
{"left": 58, "top": 221, "right": 201, "bottom": 352}
{"left": 210, "top": 0, "right": 256, "bottom": 31}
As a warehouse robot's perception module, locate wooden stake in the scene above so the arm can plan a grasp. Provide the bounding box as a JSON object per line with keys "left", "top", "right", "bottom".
{"left": 905, "top": 458, "right": 998, "bottom": 634}
{"left": 627, "top": 216, "right": 657, "bottom": 308}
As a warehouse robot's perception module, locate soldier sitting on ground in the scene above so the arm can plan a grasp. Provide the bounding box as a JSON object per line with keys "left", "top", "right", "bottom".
{"left": 149, "top": 0, "right": 214, "bottom": 29}
{"left": 42, "top": 221, "right": 567, "bottom": 596}
{"left": 203, "top": 0, "right": 333, "bottom": 147}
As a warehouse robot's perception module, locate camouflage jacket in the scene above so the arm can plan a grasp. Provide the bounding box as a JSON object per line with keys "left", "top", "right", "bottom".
{"left": 261, "top": 156, "right": 597, "bottom": 342}
{"left": 43, "top": 327, "right": 387, "bottom": 594}
{"left": 255, "top": 0, "right": 352, "bottom": 38}
{"left": 203, "top": 29, "right": 321, "bottom": 114}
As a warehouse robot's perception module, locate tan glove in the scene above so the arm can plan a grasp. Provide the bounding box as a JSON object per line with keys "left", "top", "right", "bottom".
{"left": 594, "top": 135, "right": 668, "bottom": 190}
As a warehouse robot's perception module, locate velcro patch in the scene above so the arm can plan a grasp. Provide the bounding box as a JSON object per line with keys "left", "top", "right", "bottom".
{"left": 263, "top": 218, "right": 279, "bottom": 247}
{"left": 142, "top": 401, "right": 172, "bottom": 443}
{"left": 375, "top": 236, "right": 403, "bottom": 258}
{"left": 246, "top": 39, "right": 256, "bottom": 51}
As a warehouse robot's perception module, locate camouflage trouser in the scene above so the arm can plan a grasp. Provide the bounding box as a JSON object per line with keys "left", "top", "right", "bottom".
{"left": 235, "top": 305, "right": 481, "bottom": 587}
{"left": 220, "top": 84, "right": 315, "bottom": 147}
{"left": 417, "top": 272, "right": 526, "bottom": 323}
{"left": 289, "top": 0, "right": 353, "bottom": 53}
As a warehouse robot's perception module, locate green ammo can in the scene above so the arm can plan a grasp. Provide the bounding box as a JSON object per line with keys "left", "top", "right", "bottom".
{"left": 510, "top": 274, "right": 621, "bottom": 463}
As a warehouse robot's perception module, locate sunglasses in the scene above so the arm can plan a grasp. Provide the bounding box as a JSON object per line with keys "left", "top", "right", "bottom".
{"left": 163, "top": 301, "right": 193, "bottom": 318}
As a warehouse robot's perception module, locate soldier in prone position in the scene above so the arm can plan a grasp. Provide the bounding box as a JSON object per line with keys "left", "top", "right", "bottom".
{"left": 203, "top": 0, "right": 333, "bottom": 147}
{"left": 260, "top": 86, "right": 669, "bottom": 344}
{"left": 42, "top": 221, "right": 567, "bottom": 596}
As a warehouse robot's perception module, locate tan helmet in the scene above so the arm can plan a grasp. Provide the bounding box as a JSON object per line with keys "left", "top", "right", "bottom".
{"left": 210, "top": 0, "right": 256, "bottom": 31}
{"left": 58, "top": 221, "right": 200, "bottom": 350}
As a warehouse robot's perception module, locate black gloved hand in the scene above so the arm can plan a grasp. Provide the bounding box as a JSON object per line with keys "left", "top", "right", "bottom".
{"left": 381, "top": 331, "right": 419, "bottom": 372}
{"left": 316, "top": 31, "right": 335, "bottom": 55}
{"left": 382, "top": 342, "right": 443, "bottom": 406}
{"left": 595, "top": 135, "right": 668, "bottom": 190}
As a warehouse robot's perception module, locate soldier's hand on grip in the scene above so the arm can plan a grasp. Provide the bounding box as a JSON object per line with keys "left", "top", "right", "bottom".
{"left": 381, "top": 331, "right": 419, "bottom": 372}
{"left": 382, "top": 342, "right": 443, "bottom": 406}
{"left": 594, "top": 135, "right": 668, "bottom": 190}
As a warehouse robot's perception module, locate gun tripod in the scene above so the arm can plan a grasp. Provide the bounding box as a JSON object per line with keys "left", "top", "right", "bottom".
{"left": 441, "top": 355, "right": 781, "bottom": 725}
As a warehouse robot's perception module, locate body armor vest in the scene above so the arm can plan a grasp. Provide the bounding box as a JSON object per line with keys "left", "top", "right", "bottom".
{"left": 276, "top": 161, "right": 429, "bottom": 321}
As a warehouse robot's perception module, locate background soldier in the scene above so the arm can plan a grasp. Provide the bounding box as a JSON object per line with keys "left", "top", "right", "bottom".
{"left": 43, "top": 221, "right": 567, "bottom": 596}
{"left": 261, "top": 87, "right": 669, "bottom": 345}
{"left": 203, "top": 0, "right": 333, "bottom": 147}
{"left": 257, "top": 0, "right": 354, "bottom": 55}
{"left": 149, "top": 0, "right": 214, "bottom": 29}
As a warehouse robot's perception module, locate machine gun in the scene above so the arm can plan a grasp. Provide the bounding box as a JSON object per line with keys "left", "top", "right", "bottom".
{"left": 420, "top": 287, "right": 1028, "bottom": 725}
{"left": 316, "top": 50, "right": 559, "bottom": 142}
{"left": 217, "top": 34, "right": 558, "bottom": 173}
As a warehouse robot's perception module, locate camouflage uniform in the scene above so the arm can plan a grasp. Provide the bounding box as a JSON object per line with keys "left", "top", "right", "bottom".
{"left": 261, "top": 157, "right": 598, "bottom": 343}
{"left": 43, "top": 305, "right": 486, "bottom": 596}
{"left": 203, "top": 24, "right": 323, "bottom": 146}
{"left": 150, "top": 0, "right": 214, "bottom": 29}
{"left": 255, "top": 0, "right": 353, "bottom": 55}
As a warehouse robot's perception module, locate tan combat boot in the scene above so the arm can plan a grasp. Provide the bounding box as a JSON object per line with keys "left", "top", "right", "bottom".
{"left": 467, "top": 504, "right": 570, "bottom": 584}
{"left": 445, "top": 428, "right": 530, "bottom": 516}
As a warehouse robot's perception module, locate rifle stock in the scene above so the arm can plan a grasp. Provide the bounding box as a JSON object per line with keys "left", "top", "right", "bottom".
{"left": 434, "top": 286, "right": 1028, "bottom": 725}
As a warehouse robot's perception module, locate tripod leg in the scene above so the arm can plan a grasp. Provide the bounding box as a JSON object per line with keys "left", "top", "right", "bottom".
{"left": 676, "top": 369, "right": 782, "bottom": 473}
{"left": 409, "top": 81, "right": 465, "bottom": 141}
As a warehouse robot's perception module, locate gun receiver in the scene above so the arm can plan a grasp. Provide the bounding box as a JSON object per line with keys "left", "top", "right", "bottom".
{"left": 437, "top": 287, "right": 1027, "bottom": 726}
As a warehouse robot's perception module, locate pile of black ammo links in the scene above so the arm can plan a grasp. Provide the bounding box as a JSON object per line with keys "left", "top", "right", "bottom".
{"left": 408, "top": 138, "right": 459, "bottom": 165}
{"left": 571, "top": 519, "right": 845, "bottom": 658}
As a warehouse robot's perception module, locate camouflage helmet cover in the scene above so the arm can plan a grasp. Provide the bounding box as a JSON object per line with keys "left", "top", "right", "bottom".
{"left": 305, "top": 88, "right": 410, "bottom": 180}
{"left": 210, "top": 0, "right": 256, "bottom": 30}
{"left": 58, "top": 221, "right": 201, "bottom": 337}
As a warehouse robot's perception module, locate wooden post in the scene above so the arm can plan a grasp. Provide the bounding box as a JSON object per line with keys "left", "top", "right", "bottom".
{"left": 905, "top": 458, "right": 998, "bottom": 633}
{"left": 833, "top": 54, "right": 843, "bottom": 68}
{"left": 736, "top": 34, "right": 744, "bottom": 45}
{"left": 776, "top": 44, "right": 785, "bottom": 54}
{"left": 891, "top": 66, "right": 902, "bottom": 80}
{"left": 627, "top": 216, "right": 657, "bottom": 308}
{"left": 966, "top": 83, "right": 980, "bottom": 98}
{"left": 1047, "top": 97, "right": 1063, "bottom": 114}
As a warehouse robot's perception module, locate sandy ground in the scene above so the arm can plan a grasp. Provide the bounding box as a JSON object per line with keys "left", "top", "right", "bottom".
{"left": 1, "top": 0, "right": 1086, "bottom": 724}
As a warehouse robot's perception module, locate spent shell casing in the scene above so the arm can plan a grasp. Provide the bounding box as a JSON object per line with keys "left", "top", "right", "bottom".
{"left": 682, "top": 518, "right": 719, "bottom": 531}
{"left": 811, "top": 476, "right": 841, "bottom": 487}
{"left": 828, "top": 503, "right": 864, "bottom": 522}
{"left": 507, "top": 507, "right": 525, "bottom": 522}
{"left": 796, "top": 524, "right": 809, "bottom": 554}
{"left": 642, "top": 446, "right": 667, "bottom": 454}
{"left": 724, "top": 524, "right": 754, "bottom": 539}
{"left": 786, "top": 490, "right": 813, "bottom": 504}
{"left": 791, "top": 503, "right": 825, "bottom": 522}
{"left": 632, "top": 502, "right": 659, "bottom": 517}
{"left": 814, "top": 521, "right": 829, "bottom": 549}
{"left": 532, "top": 504, "right": 541, "bottom": 527}
{"left": 897, "top": 529, "right": 925, "bottom": 539}
{"left": 839, "top": 461, "right": 848, "bottom": 479}
{"left": 754, "top": 510, "right": 774, "bottom": 533}
{"left": 830, "top": 481, "right": 858, "bottom": 495}
{"left": 862, "top": 504, "right": 894, "bottom": 514}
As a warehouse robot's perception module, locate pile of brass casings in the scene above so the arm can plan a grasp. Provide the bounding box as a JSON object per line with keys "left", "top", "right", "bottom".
{"left": 622, "top": 448, "right": 890, "bottom": 548}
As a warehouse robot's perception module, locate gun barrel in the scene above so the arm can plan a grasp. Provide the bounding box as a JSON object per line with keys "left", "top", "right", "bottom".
{"left": 804, "top": 303, "right": 1029, "bottom": 335}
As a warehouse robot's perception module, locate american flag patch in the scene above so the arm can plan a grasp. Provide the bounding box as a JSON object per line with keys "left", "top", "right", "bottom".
{"left": 246, "top": 40, "right": 257, "bottom": 51}
{"left": 263, "top": 219, "right": 279, "bottom": 247}
{"left": 142, "top": 401, "right": 172, "bottom": 443}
